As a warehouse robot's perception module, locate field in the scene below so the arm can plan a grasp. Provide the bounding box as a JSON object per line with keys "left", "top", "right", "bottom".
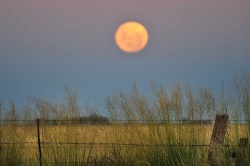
{"left": 0, "top": 121, "right": 249, "bottom": 165}
{"left": 1, "top": 73, "right": 250, "bottom": 165}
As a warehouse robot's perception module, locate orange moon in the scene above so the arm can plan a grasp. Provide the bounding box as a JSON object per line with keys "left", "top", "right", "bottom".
{"left": 115, "top": 22, "right": 149, "bottom": 53}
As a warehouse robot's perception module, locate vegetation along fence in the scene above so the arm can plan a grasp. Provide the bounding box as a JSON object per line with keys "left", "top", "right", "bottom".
{"left": 0, "top": 115, "right": 250, "bottom": 166}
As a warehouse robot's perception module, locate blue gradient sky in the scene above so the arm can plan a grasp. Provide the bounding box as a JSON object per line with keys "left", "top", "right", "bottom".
{"left": 1, "top": 0, "right": 250, "bottom": 112}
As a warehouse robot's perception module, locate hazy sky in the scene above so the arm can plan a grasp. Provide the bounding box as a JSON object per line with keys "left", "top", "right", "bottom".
{"left": 1, "top": 0, "right": 250, "bottom": 112}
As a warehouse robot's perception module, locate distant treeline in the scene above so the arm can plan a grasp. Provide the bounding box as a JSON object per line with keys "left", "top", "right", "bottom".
{"left": 2, "top": 117, "right": 214, "bottom": 126}
{"left": 2, "top": 113, "right": 110, "bottom": 125}
{"left": 44, "top": 114, "right": 110, "bottom": 125}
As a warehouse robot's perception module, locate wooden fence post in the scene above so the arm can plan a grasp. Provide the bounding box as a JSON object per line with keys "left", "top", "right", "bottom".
{"left": 208, "top": 114, "right": 229, "bottom": 166}
{"left": 37, "top": 118, "right": 42, "bottom": 166}
{"left": 237, "top": 138, "right": 248, "bottom": 165}
{"left": 239, "top": 138, "right": 248, "bottom": 147}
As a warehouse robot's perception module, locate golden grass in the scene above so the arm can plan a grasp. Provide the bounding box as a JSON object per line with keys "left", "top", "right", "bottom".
{"left": 1, "top": 123, "right": 249, "bottom": 162}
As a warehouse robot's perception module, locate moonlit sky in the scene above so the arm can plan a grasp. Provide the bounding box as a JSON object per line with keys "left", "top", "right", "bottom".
{"left": 1, "top": 0, "right": 250, "bottom": 112}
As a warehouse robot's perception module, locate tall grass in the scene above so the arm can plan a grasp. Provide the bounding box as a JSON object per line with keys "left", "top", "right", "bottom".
{"left": 0, "top": 72, "right": 250, "bottom": 165}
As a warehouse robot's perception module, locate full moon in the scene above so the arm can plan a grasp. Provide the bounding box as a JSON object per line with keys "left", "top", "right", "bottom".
{"left": 115, "top": 22, "right": 149, "bottom": 53}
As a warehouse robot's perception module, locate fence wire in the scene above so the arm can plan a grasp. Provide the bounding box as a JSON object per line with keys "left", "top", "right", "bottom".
{"left": 2, "top": 119, "right": 250, "bottom": 121}
{"left": 1, "top": 118, "right": 249, "bottom": 165}
{"left": 1, "top": 119, "right": 249, "bottom": 147}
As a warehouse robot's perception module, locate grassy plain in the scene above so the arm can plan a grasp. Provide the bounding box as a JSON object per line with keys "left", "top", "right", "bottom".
{"left": 1, "top": 72, "right": 250, "bottom": 165}
{"left": 0, "top": 122, "right": 249, "bottom": 165}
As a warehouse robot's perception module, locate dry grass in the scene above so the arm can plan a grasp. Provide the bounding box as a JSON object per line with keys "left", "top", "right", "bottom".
{"left": 1, "top": 123, "right": 248, "bottom": 164}
{"left": 0, "top": 72, "right": 250, "bottom": 165}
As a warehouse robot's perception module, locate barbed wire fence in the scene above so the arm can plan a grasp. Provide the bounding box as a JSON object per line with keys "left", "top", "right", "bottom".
{"left": 0, "top": 118, "right": 250, "bottom": 165}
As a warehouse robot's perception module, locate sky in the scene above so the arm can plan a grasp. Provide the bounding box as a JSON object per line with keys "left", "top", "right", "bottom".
{"left": 1, "top": 0, "right": 250, "bottom": 113}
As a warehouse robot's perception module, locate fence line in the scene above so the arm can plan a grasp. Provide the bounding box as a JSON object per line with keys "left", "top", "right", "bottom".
{"left": 1, "top": 116, "right": 250, "bottom": 165}
{"left": 0, "top": 142, "right": 211, "bottom": 147}
{"left": 2, "top": 141, "right": 250, "bottom": 147}
{"left": 1, "top": 118, "right": 249, "bottom": 148}
{"left": 1, "top": 119, "right": 250, "bottom": 122}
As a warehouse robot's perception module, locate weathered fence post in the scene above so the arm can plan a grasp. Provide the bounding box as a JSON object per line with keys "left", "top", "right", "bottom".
{"left": 237, "top": 138, "right": 248, "bottom": 165}
{"left": 37, "top": 118, "right": 42, "bottom": 166}
{"left": 208, "top": 114, "right": 229, "bottom": 166}
{"left": 239, "top": 138, "right": 248, "bottom": 147}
